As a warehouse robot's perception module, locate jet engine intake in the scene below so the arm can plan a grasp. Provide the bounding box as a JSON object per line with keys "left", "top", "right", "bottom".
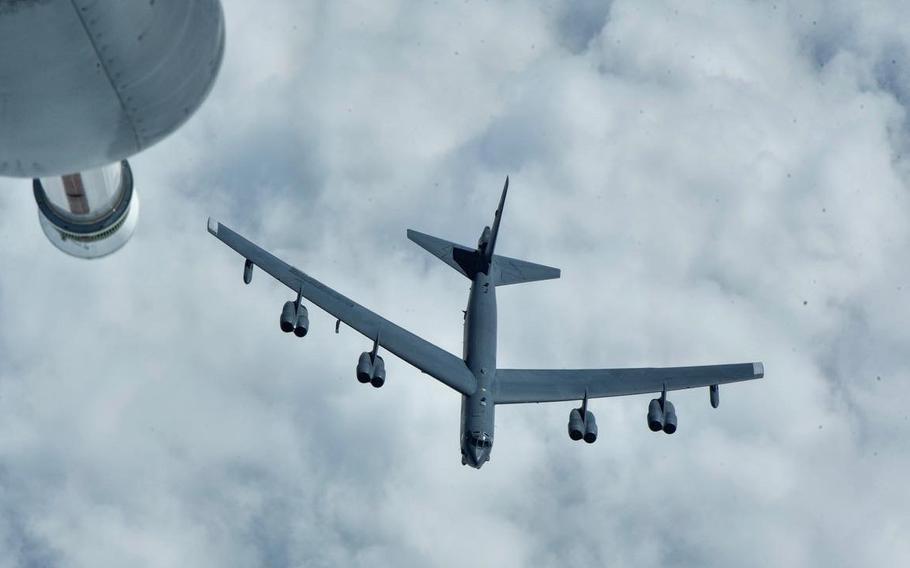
{"left": 280, "top": 301, "right": 308, "bottom": 336}
{"left": 663, "top": 401, "right": 677, "bottom": 434}
{"left": 294, "top": 305, "right": 309, "bottom": 337}
{"left": 280, "top": 301, "right": 297, "bottom": 333}
{"left": 583, "top": 410, "right": 598, "bottom": 444}
{"left": 370, "top": 356, "right": 386, "bottom": 388}
{"left": 356, "top": 352, "right": 373, "bottom": 383}
{"left": 647, "top": 398, "right": 664, "bottom": 432}
{"left": 568, "top": 408, "right": 584, "bottom": 441}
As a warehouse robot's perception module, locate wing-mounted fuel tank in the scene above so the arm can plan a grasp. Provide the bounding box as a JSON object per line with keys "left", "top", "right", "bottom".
{"left": 0, "top": 0, "right": 225, "bottom": 258}
{"left": 243, "top": 259, "right": 254, "bottom": 284}
{"left": 710, "top": 384, "right": 720, "bottom": 408}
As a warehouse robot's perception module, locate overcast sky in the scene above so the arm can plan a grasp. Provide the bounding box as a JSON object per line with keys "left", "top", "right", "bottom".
{"left": 1, "top": 1, "right": 909, "bottom": 566}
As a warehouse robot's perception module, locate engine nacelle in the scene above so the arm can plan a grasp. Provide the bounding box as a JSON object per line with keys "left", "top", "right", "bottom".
{"left": 280, "top": 301, "right": 296, "bottom": 333}
{"left": 663, "top": 400, "right": 677, "bottom": 434}
{"left": 647, "top": 398, "right": 664, "bottom": 432}
{"left": 710, "top": 384, "right": 720, "bottom": 408}
{"left": 280, "top": 301, "right": 308, "bottom": 336}
{"left": 356, "top": 352, "right": 373, "bottom": 383}
{"left": 371, "top": 356, "right": 386, "bottom": 388}
{"left": 293, "top": 305, "right": 309, "bottom": 338}
{"left": 568, "top": 408, "right": 584, "bottom": 441}
{"left": 583, "top": 410, "right": 598, "bottom": 444}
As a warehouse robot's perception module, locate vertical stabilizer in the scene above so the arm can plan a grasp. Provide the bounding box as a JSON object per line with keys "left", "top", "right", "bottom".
{"left": 484, "top": 176, "right": 508, "bottom": 262}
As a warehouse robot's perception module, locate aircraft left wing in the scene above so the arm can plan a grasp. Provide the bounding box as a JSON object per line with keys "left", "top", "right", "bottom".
{"left": 207, "top": 218, "right": 478, "bottom": 395}
{"left": 495, "top": 362, "right": 763, "bottom": 404}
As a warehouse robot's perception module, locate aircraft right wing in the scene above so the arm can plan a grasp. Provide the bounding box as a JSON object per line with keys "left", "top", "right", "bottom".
{"left": 208, "top": 218, "right": 478, "bottom": 395}
{"left": 495, "top": 362, "right": 763, "bottom": 404}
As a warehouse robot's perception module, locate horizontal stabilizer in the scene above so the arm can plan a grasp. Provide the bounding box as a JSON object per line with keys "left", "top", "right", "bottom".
{"left": 407, "top": 229, "right": 481, "bottom": 279}
{"left": 493, "top": 255, "right": 560, "bottom": 286}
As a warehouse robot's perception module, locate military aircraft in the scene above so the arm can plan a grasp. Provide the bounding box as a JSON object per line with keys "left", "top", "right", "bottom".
{"left": 207, "top": 178, "right": 763, "bottom": 468}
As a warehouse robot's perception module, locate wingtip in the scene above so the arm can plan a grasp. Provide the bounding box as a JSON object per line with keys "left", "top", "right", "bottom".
{"left": 753, "top": 362, "right": 765, "bottom": 378}
{"left": 207, "top": 217, "right": 219, "bottom": 236}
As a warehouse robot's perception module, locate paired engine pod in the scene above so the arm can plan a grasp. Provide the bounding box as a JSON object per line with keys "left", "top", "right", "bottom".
{"left": 356, "top": 352, "right": 373, "bottom": 383}
{"left": 568, "top": 408, "right": 584, "bottom": 441}
{"left": 647, "top": 398, "right": 664, "bottom": 432}
{"left": 280, "top": 301, "right": 308, "bottom": 336}
{"left": 356, "top": 352, "right": 386, "bottom": 387}
{"left": 663, "top": 401, "right": 678, "bottom": 434}
{"left": 280, "top": 301, "right": 296, "bottom": 333}
{"left": 583, "top": 410, "right": 598, "bottom": 444}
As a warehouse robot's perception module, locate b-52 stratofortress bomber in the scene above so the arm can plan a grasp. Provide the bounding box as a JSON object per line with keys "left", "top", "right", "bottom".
{"left": 207, "top": 179, "right": 763, "bottom": 469}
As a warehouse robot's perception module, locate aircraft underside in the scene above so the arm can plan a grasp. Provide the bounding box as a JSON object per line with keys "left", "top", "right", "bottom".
{"left": 207, "top": 177, "right": 763, "bottom": 472}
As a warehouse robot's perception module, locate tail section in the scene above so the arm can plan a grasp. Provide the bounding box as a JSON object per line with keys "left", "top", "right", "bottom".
{"left": 407, "top": 230, "right": 483, "bottom": 279}
{"left": 491, "top": 255, "right": 560, "bottom": 286}
{"left": 409, "top": 176, "right": 560, "bottom": 286}
{"left": 484, "top": 176, "right": 509, "bottom": 262}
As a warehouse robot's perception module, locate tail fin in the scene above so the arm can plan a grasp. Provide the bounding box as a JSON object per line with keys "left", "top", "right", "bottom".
{"left": 408, "top": 176, "right": 560, "bottom": 286}
{"left": 408, "top": 229, "right": 560, "bottom": 285}
{"left": 484, "top": 176, "right": 509, "bottom": 262}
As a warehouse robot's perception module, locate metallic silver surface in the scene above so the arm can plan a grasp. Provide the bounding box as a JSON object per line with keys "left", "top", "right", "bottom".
{"left": 33, "top": 160, "right": 138, "bottom": 258}
{"left": 0, "top": 0, "right": 225, "bottom": 177}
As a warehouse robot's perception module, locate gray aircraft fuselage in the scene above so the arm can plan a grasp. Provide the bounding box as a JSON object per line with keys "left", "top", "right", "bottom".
{"left": 460, "top": 269, "right": 497, "bottom": 468}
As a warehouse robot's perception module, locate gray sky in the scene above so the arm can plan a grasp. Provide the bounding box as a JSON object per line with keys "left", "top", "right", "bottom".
{"left": 1, "top": 1, "right": 909, "bottom": 566}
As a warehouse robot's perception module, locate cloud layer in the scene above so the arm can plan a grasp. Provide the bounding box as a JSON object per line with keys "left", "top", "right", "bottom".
{"left": 1, "top": 1, "right": 909, "bottom": 566}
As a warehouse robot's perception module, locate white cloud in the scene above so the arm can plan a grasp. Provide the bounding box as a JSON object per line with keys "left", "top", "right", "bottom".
{"left": 1, "top": 0, "right": 909, "bottom": 566}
